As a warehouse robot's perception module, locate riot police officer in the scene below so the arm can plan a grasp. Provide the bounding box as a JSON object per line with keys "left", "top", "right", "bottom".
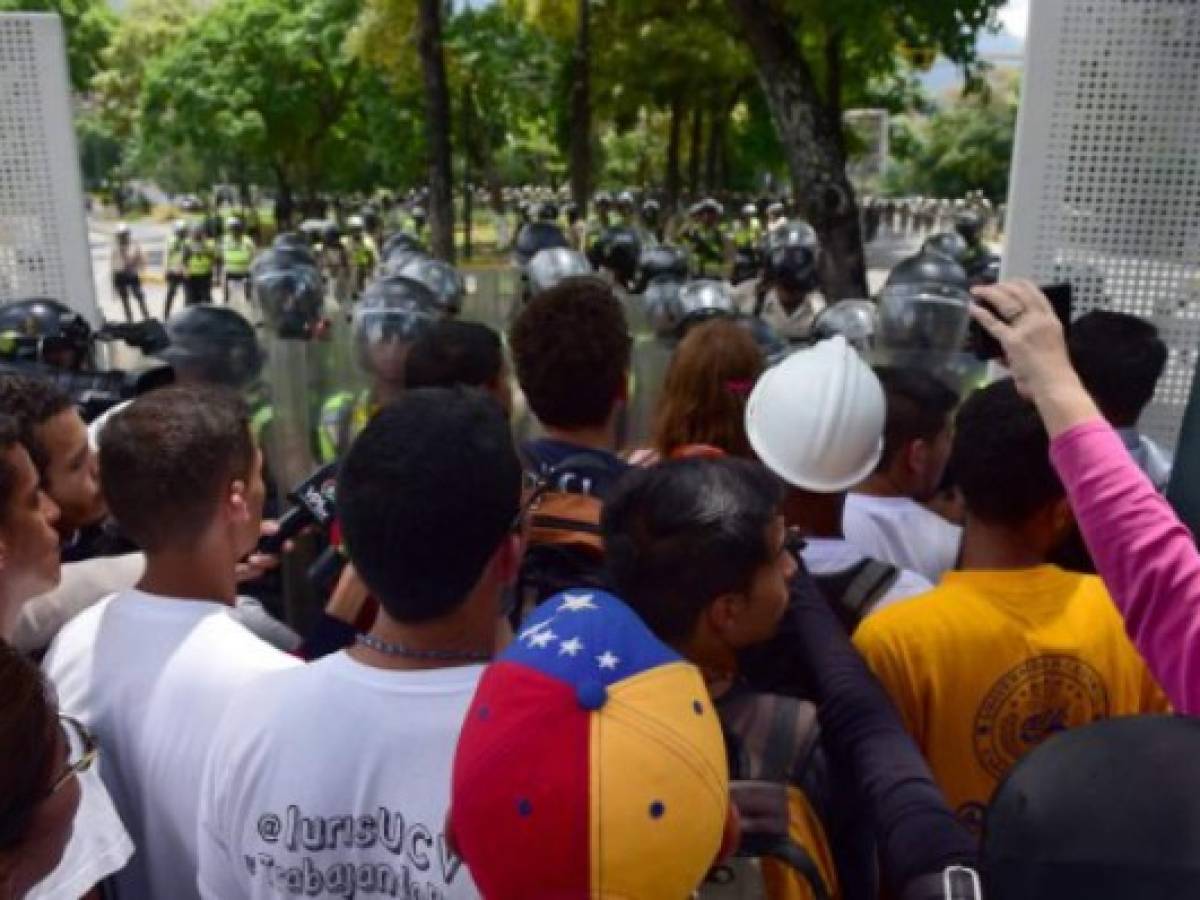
{"left": 316, "top": 276, "right": 442, "bottom": 463}
{"left": 182, "top": 222, "right": 217, "bottom": 306}
{"left": 346, "top": 216, "right": 379, "bottom": 296}
{"left": 679, "top": 199, "right": 730, "bottom": 279}
{"left": 733, "top": 221, "right": 826, "bottom": 341}
{"left": 221, "top": 217, "right": 257, "bottom": 305}
{"left": 164, "top": 221, "right": 189, "bottom": 319}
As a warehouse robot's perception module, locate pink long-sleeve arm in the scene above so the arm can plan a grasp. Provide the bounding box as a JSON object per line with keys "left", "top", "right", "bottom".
{"left": 1051, "top": 419, "right": 1200, "bottom": 713}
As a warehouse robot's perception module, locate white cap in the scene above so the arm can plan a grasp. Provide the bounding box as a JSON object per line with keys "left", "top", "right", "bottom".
{"left": 116, "top": 223, "right": 130, "bottom": 236}
{"left": 745, "top": 335, "right": 885, "bottom": 492}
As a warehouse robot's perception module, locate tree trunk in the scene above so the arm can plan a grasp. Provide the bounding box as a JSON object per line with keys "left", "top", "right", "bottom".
{"left": 724, "top": 0, "right": 867, "bottom": 299}
{"left": 416, "top": 0, "right": 456, "bottom": 263}
{"left": 687, "top": 104, "right": 704, "bottom": 198}
{"left": 704, "top": 95, "right": 725, "bottom": 193}
{"left": 665, "top": 95, "right": 684, "bottom": 212}
{"left": 569, "top": 0, "right": 592, "bottom": 218}
{"left": 462, "top": 84, "right": 474, "bottom": 261}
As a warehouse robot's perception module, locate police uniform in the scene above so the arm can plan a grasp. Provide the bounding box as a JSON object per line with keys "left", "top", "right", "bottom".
{"left": 183, "top": 238, "right": 217, "bottom": 306}
{"left": 164, "top": 237, "right": 187, "bottom": 318}
{"left": 222, "top": 234, "right": 256, "bottom": 303}
{"left": 733, "top": 278, "right": 827, "bottom": 342}
{"left": 680, "top": 223, "right": 729, "bottom": 279}
{"left": 316, "top": 388, "right": 374, "bottom": 464}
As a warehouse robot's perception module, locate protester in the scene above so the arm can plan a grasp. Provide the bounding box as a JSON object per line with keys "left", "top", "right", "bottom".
{"left": 641, "top": 319, "right": 764, "bottom": 464}
{"left": 199, "top": 389, "right": 521, "bottom": 898}
{"left": 449, "top": 588, "right": 733, "bottom": 900}
{"left": 41, "top": 386, "right": 300, "bottom": 900}
{"left": 745, "top": 337, "right": 933, "bottom": 627}
{"left": 0, "top": 642, "right": 88, "bottom": 900}
{"left": 853, "top": 377, "right": 1169, "bottom": 835}
{"left": 843, "top": 366, "right": 962, "bottom": 583}
{"left": 0, "top": 374, "right": 113, "bottom": 561}
{"left": 0, "top": 412, "right": 59, "bottom": 643}
{"left": 971, "top": 279, "right": 1200, "bottom": 716}
{"left": 0, "top": 416, "right": 132, "bottom": 900}
{"left": 510, "top": 275, "right": 632, "bottom": 494}
{"left": 1068, "top": 309, "right": 1172, "bottom": 489}
{"left": 405, "top": 320, "right": 512, "bottom": 417}
{"left": 602, "top": 457, "right": 853, "bottom": 899}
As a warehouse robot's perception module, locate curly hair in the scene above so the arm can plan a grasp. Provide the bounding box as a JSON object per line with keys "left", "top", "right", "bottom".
{"left": 652, "top": 319, "right": 764, "bottom": 459}
{"left": 0, "top": 374, "right": 72, "bottom": 476}
{"left": 952, "top": 379, "right": 1063, "bottom": 526}
{"left": 509, "top": 276, "right": 631, "bottom": 430}
{"left": 0, "top": 640, "right": 58, "bottom": 853}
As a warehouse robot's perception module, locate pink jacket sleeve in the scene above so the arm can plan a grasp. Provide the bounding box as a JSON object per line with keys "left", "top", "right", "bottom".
{"left": 1051, "top": 419, "right": 1200, "bottom": 713}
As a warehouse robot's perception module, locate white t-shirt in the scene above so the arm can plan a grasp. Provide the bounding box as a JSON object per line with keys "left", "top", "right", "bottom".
{"left": 197, "top": 652, "right": 483, "bottom": 900}
{"left": 28, "top": 766, "right": 134, "bottom": 899}
{"left": 802, "top": 537, "right": 933, "bottom": 617}
{"left": 41, "top": 590, "right": 300, "bottom": 900}
{"left": 843, "top": 493, "right": 963, "bottom": 585}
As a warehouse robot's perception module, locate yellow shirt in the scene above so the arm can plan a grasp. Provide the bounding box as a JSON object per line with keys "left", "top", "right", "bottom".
{"left": 853, "top": 565, "right": 1168, "bottom": 834}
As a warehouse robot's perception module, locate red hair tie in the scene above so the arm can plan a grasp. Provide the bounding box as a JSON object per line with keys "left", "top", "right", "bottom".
{"left": 725, "top": 379, "right": 754, "bottom": 397}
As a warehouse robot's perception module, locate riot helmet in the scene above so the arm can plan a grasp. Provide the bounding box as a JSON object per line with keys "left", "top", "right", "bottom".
{"left": 382, "top": 231, "right": 427, "bottom": 262}
{"left": 642, "top": 278, "right": 687, "bottom": 339}
{"left": 764, "top": 244, "right": 820, "bottom": 296}
{"left": 252, "top": 252, "right": 325, "bottom": 340}
{"left": 812, "top": 300, "right": 878, "bottom": 352}
{"left": 876, "top": 250, "right": 972, "bottom": 361}
{"left": 346, "top": 215, "right": 365, "bottom": 235}
{"left": 116, "top": 223, "right": 131, "bottom": 241}
{"left": 593, "top": 226, "right": 642, "bottom": 287}
{"left": 411, "top": 206, "right": 427, "bottom": 225}
{"left": 923, "top": 231, "right": 969, "bottom": 263}
{"left": 955, "top": 209, "right": 986, "bottom": 246}
{"left": 173, "top": 220, "right": 188, "bottom": 239}
{"left": 513, "top": 221, "right": 571, "bottom": 268}
{"left": 0, "top": 298, "right": 93, "bottom": 370}
{"left": 267, "top": 234, "right": 318, "bottom": 269}
{"left": 634, "top": 245, "right": 690, "bottom": 293}
{"left": 392, "top": 256, "right": 466, "bottom": 316}
{"left": 525, "top": 249, "right": 592, "bottom": 298}
{"left": 740, "top": 203, "right": 757, "bottom": 219}
{"left": 352, "top": 276, "right": 441, "bottom": 381}
{"left": 641, "top": 199, "right": 661, "bottom": 224}
{"left": 227, "top": 217, "right": 244, "bottom": 233}
{"left": 763, "top": 220, "right": 819, "bottom": 253}
{"left": 737, "top": 315, "right": 789, "bottom": 366}
{"left": 536, "top": 201, "right": 559, "bottom": 223}
{"left": 158, "top": 305, "right": 264, "bottom": 390}
{"left": 676, "top": 279, "right": 736, "bottom": 336}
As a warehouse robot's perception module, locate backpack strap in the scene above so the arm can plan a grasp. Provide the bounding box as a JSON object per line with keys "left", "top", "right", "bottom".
{"left": 839, "top": 559, "right": 900, "bottom": 623}
{"left": 729, "top": 782, "right": 832, "bottom": 900}
{"left": 813, "top": 558, "right": 900, "bottom": 631}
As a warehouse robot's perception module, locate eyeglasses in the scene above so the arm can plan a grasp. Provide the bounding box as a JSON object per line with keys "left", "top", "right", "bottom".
{"left": 509, "top": 470, "right": 552, "bottom": 534}
{"left": 46, "top": 716, "right": 98, "bottom": 796}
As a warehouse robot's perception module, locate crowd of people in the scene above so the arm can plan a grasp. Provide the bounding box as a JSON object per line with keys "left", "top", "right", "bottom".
{"left": 4, "top": 177, "right": 1200, "bottom": 900}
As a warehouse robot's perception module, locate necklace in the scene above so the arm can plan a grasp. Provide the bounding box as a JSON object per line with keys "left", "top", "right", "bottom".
{"left": 355, "top": 633, "right": 492, "bottom": 663}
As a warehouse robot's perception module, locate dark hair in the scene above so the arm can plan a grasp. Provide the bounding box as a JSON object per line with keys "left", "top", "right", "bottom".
{"left": 509, "top": 276, "right": 631, "bottom": 429}
{"left": 875, "top": 366, "right": 959, "bottom": 469}
{"left": 405, "top": 321, "right": 503, "bottom": 393}
{"left": 601, "top": 458, "right": 784, "bottom": 644}
{"left": 338, "top": 388, "right": 522, "bottom": 624}
{"left": 1069, "top": 311, "right": 1167, "bottom": 427}
{"left": 0, "top": 374, "right": 72, "bottom": 475}
{"left": 951, "top": 379, "right": 1063, "bottom": 526}
{"left": 99, "top": 385, "right": 253, "bottom": 552}
{"left": 0, "top": 416, "right": 22, "bottom": 524}
{"left": 652, "top": 319, "right": 763, "bottom": 459}
{"left": 0, "top": 640, "right": 58, "bottom": 851}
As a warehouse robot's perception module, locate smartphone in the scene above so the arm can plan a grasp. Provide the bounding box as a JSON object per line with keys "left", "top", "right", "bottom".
{"left": 969, "top": 282, "right": 1073, "bottom": 362}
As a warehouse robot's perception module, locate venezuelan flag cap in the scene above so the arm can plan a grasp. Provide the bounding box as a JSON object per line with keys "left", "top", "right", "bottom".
{"left": 450, "top": 589, "right": 730, "bottom": 899}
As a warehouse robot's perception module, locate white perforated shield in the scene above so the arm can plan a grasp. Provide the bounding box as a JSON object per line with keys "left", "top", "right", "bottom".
{"left": 1003, "top": 0, "right": 1200, "bottom": 451}
{"left": 0, "top": 14, "right": 98, "bottom": 324}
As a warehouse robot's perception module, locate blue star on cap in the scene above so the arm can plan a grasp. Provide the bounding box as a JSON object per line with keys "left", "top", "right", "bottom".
{"left": 505, "top": 590, "right": 679, "bottom": 692}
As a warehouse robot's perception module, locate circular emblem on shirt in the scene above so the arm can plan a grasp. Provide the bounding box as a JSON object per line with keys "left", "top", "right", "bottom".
{"left": 973, "top": 654, "right": 1109, "bottom": 780}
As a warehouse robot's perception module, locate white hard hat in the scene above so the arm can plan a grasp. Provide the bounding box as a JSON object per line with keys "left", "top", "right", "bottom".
{"left": 744, "top": 335, "right": 885, "bottom": 493}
